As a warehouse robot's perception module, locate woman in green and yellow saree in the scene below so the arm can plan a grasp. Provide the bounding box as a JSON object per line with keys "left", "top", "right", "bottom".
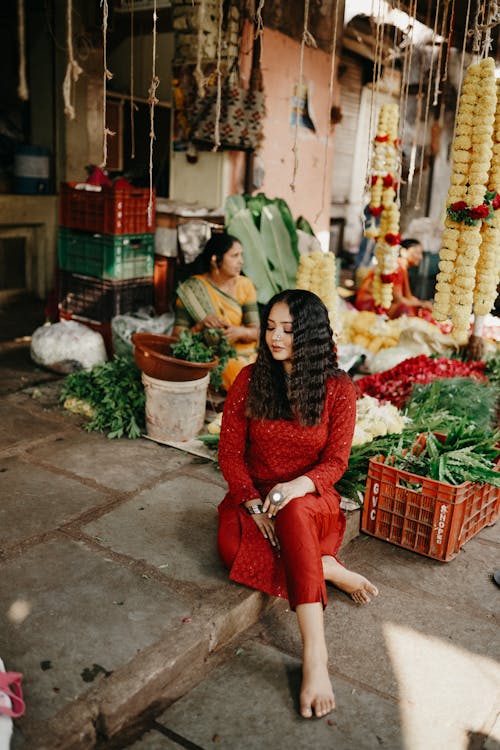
{"left": 173, "top": 233, "right": 260, "bottom": 390}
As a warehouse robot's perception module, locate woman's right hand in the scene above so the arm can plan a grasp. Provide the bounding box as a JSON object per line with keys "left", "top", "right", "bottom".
{"left": 199, "top": 314, "right": 227, "bottom": 330}
{"left": 252, "top": 514, "right": 279, "bottom": 548}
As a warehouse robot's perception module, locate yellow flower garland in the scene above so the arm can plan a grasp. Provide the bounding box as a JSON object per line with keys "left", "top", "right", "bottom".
{"left": 475, "top": 77, "right": 500, "bottom": 316}
{"left": 366, "top": 103, "right": 401, "bottom": 309}
{"left": 433, "top": 57, "right": 497, "bottom": 342}
{"left": 296, "top": 251, "right": 338, "bottom": 331}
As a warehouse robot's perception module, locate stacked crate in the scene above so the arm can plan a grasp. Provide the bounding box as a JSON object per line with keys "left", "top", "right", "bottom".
{"left": 58, "top": 183, "right": 156, "bottom": 354}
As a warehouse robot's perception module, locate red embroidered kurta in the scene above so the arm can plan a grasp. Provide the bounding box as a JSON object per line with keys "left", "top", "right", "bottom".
{"left": 217, "top": 365, "right": 357, "bottom": 608}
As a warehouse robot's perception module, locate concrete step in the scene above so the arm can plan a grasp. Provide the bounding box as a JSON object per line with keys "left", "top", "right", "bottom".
{"left": 1, "top": 381, "right": 362, "bottom": 748}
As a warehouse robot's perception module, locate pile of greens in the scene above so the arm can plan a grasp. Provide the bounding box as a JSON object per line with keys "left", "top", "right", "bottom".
{"left": 387, "top": 426, "right": 500, "bottom": 487}
{"left": 170, "top": 328, "right": 236, "bottom": 392}
{"left": 336, "top": 375, "right": 500, "bottom": 503}
{"left": 61, "top": 355, "right": 145, "bottom": 439}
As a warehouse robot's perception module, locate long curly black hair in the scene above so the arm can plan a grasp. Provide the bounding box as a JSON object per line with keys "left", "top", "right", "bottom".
{"left": 247, "top": 289, "right": 339, "bottom": 426}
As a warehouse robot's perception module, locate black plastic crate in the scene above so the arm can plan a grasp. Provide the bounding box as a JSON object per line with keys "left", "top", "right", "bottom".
{"left": 59, "top": 271, "right": 154, "bottom": 322}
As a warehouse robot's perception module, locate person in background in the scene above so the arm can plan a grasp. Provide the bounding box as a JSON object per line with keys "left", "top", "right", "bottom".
{"left": 217, "top": 289, "right": 378, "bottom": 720}
{"left": 173, "top": 232, "right": 260, "bottom": 390}
{"left": 355, "top": 238, "right": 434, "bottom": 319}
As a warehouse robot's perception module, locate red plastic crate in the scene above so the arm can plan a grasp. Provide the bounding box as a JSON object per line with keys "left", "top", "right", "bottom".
{"left": 59, "top": 183, "right": 155, "bottom": 234}
{"left": 361, "top": 445, "right": 500, "bottom": 561}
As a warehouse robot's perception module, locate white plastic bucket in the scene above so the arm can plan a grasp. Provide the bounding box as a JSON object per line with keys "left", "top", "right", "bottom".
{"left": 142, "top": 371, "right": 209, "bottom": 442}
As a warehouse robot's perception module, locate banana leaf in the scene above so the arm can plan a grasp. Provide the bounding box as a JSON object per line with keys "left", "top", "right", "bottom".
{"left": 226, "top": 207, "right": 278, "bottom": 305}
{"left": 225, "top": 194, "right": 246, "bottom": 225}
{"left": 260, "top": 204, "right": 299, "bottom": 290}
{"left": 274, "top": 198, "right": 300, "bottom": 261}
{"left": 245, "top": 193, "right": 272, "bottom": 229}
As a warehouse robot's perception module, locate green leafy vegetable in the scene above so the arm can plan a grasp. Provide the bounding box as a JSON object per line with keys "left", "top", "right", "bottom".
{"left": 170, "top": 328, "right": 236, "bottom": 392}
{"left": 60, "top": 355, "right": 145, "bottom": 439}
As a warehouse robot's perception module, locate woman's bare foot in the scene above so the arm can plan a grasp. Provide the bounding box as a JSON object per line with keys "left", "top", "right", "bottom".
{"left": 322, "top": 555, "right": 379, "bottom": 604}
{"left": 300, "top": 654, "right": 335, "bottom": 718}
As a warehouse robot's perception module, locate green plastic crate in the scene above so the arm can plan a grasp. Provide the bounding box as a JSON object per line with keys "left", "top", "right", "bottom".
{"left": 58, "top": 228, "right": 155, "bottom": 281}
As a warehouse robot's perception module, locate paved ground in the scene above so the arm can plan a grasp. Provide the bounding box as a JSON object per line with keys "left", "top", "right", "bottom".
{"left": 0, "top": 330, "right": 499, "bottom": 750}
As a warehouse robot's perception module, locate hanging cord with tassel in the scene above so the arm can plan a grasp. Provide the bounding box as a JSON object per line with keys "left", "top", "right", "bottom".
{"left": 62, "top": 0, "right": 83, "bottom": 119}
{"left": 254, "top": 0, "right": 265, "bottom": 55}
{"left": 212, "top": 0, "right": 224, "bottom": 152}
{"left": 194, "top": 0, "right": 208, "bottom": 98}
{"left": 148, "top": 0, "right": 159, "bottom": 224}
{"left": 130, "top": 0, "right": 136, "bottom": 159}
{"left": 314, "top": 0, "right": 340, "bottom": 222}
{"left": 17, "top": 0, "right": 29, "bottom": 101}
{"left": 290, "top": 0, "right": 316, "bottom": 191}
{"left": 414, "top": 0, "right": 441, "bottom": 210}
{"left": 100, "top": 0, "right": 115, "bottom": 167}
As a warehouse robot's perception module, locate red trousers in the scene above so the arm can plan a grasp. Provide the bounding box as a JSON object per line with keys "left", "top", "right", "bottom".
{"left": 217, "top": 493, "right": 346, "bottom": 610}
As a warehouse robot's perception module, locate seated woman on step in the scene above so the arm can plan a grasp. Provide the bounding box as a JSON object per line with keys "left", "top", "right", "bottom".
{"left": 173, "top": 232, "right": 260, "bottom": 391}
{"left": 217, "top": 289, "right": 378, "bottom": 720}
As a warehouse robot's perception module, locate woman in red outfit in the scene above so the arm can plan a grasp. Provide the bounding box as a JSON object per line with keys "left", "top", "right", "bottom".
{"left": 217, "top": 289, "right": 378, "bottom": 720}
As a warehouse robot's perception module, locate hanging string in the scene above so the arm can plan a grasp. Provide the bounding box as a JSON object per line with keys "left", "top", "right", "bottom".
{"left": 62, "top": 0, "right": 83, "bottom": 119}
{"left": 147, "top": 0, "right": 159, "bottom": 224}
{"left": 407, "top": 0, "right": 432, "bottom": 202}
{"left": 290, "top": 0, "right": 317, "bottom": 191}
{"left": 406, "top": 47, "right": 426, "bottom": 202}
{"left": 364, "top": 0, "right": 385, "bottom": 205}
{"left": 194, "top": 0, "right": 208, "bottom": 97}
{"left": 100, "top": 0, "right": 115, "bottom": 167}
{"left": 414, "top": 0, "right": 441, "bottom": 210}
{"left": 255, "top": 0, "right": 265, "bottom": 57}
{"left": 314, "top": 0, "right": 340, "bottom": 222}
{"left": 397, "top": 0, "right": 418, "bottom": 204}
{"left": 212, "top": 0, "right": 224, "bottom": 152}
{"left": 130, "top": 0, "right": 136, "bottom": 159}
{"left": 451, "top": 0, "right": 473, "bottom": 148}
{"left": 433, "top": 0, "right": 450, "bottom": 106}
{"left": 442, "top": 0, "right": 455, "bottom": 83}
{"left": 470, "top": 0, "right": 500, "bottom": 58}
{"left": 17, "top": 0, "right": 29, "bottom": 101}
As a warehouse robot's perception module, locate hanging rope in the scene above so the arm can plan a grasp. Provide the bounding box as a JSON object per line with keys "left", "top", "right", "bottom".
{"left": 100, "top": 0, "right": 115, "bottom": 167}
{"left": 130, "top": 0, "right": 136, "bottom": 159}
{"left": 397, "top": 0, "right": 417, "bottom": 204}
{"left": 194, "top": 0, "right": 208, "bottom": 98}
{"left": 433, "top": 0, "right": 450, "bottom": 106}
{"left": 406, "top": 47, "right": 426, "bottom": 202}
{"left": 451, "top": 0, "right": 473, "bottom": 148}
{"left": 470, "top": 0, "right": 500, "bottom": 58}
{"left": 148, "top": 0, "right": 159, "bottom": 224}
{"left": 314, "top": 0, "right": 340, "bottom": 222}
{"left": 212, "top": 0, "right": 224, "bottom": 151}
{"left": 414, "top": 0, "right": 441, "bottom": 210}
{"left": 17, "top": 0, "right": 29, "bottom": 101}
{"left": 62, "top": 0, "right": 83, "bottom": 119}
{"left": 290, "top": 0, "right": 317, "bottom": 192}
{"left": 255, "top": 0, "right": 265, "bottom": 55}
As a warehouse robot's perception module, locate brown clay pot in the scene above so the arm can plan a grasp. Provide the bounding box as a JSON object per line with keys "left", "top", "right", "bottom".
{"left": 131, "top": 333, "right": 217, "bottom": 382}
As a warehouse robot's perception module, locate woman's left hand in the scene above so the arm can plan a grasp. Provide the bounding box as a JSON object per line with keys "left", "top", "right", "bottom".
{"left": 262, "top": 476, "right": 316, "bottom": 518}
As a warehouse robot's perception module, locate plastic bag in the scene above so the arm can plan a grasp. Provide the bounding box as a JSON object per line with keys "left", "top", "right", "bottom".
{"left": 111, "top": 307, "right": 174, "bottom": 357}
{"left": 30, "top": 320, "right": 107, "bottom": 373}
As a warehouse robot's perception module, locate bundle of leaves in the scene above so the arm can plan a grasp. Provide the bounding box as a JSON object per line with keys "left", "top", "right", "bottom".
{"left": 60, "top": 355, "right": 145, "bottom": 439}
{"left": 405, "top": 377, "right": 498, "bottom": 432}
{"left": 387, "top": 426, "right": 500, "bottom": 487}
{"left": 170, "top": 328, "right": 236, "bottom": 391}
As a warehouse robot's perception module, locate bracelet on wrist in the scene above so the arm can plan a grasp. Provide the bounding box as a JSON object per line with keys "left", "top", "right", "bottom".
{"left": 245, "top": 503, "right": 264, "bottom": 516}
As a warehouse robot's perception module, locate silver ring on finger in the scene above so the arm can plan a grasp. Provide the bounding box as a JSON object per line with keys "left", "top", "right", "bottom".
{"left": 270, "top": 490, "right": 285, "bottom": 507}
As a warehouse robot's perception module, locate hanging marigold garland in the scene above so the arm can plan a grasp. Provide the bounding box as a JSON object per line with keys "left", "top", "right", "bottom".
{"left": 365, "top": 103, "right": 401, "bottom": 311}
{"left": 432, "top": 57, "right": 498, "bottom": 342}
{"left": 296, "top": 250, "right": 338, "bottom": 332}
{"left": 474, "top": 77, "right": 500, "bottom": 316}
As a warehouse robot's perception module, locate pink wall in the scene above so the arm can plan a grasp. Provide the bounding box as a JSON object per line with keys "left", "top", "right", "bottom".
{"left": 258, "top": 27, "right": 337, "bottom": 239}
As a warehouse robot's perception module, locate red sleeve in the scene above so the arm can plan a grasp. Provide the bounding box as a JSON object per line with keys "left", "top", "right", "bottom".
{"left": 304, "top": 372, "right": 357, "bottom": 495}
{"left": 218, "top": 366, "right": 261, "bottom": 505}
